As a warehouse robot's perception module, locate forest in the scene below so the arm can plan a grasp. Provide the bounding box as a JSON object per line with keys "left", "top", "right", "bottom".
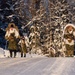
{"left": 0, "top": 0, "right": 75, "bottom": 56}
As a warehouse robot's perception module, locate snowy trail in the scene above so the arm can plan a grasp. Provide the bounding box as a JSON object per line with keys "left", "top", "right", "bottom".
{"left": 0, "top": 57, "right": 75, "bottom": 75}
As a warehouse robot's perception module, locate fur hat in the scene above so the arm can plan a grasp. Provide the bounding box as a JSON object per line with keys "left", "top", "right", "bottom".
{"left": 6, "top": 23, "right": 19, "bottom": 32}
{"left": 5, "top": 23, "right": 20, "bottom": 39}
{"left": 64, "top": 24, "right": 75, "bottom": 34}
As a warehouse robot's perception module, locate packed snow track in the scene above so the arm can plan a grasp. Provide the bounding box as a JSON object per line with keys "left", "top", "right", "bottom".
{"left": 0, "top": 57, "right": 75, "bottom": 75}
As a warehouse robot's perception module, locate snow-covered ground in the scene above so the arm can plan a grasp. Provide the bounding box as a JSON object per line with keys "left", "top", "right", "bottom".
{"left": 0, "top": 48, "right": 75, "bottom": 75}
{"left": 0, "top": 48, "right": 45, "bottom": 58}
{"left": 0, "top": 48, "right": 5, "bottom": 58}
{"left": 0, "top": 56, "right": 75, "bottom": 75}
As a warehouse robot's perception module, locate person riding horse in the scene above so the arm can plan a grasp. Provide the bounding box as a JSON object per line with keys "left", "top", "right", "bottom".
{"left": 5, "top": 23, "right": 20, "bottom": 58}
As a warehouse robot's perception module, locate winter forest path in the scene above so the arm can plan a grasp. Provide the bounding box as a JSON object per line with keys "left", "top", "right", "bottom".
{"left": 0, "top": 57, "right": 75, "bottom": 75}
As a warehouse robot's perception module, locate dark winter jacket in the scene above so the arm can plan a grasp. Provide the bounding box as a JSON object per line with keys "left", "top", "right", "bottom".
{"left": 65, "top": 44, "right": 74, "bottom": 51}
{"left": 6, "top": 33, "right": 18, "bottom": 50}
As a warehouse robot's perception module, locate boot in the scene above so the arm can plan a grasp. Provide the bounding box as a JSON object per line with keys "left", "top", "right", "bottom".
{"left": 14, "top": 51, "right": 16, "bottom": 58}
{"left": 10, "top": 51, "right": 12, "bottom": 58}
